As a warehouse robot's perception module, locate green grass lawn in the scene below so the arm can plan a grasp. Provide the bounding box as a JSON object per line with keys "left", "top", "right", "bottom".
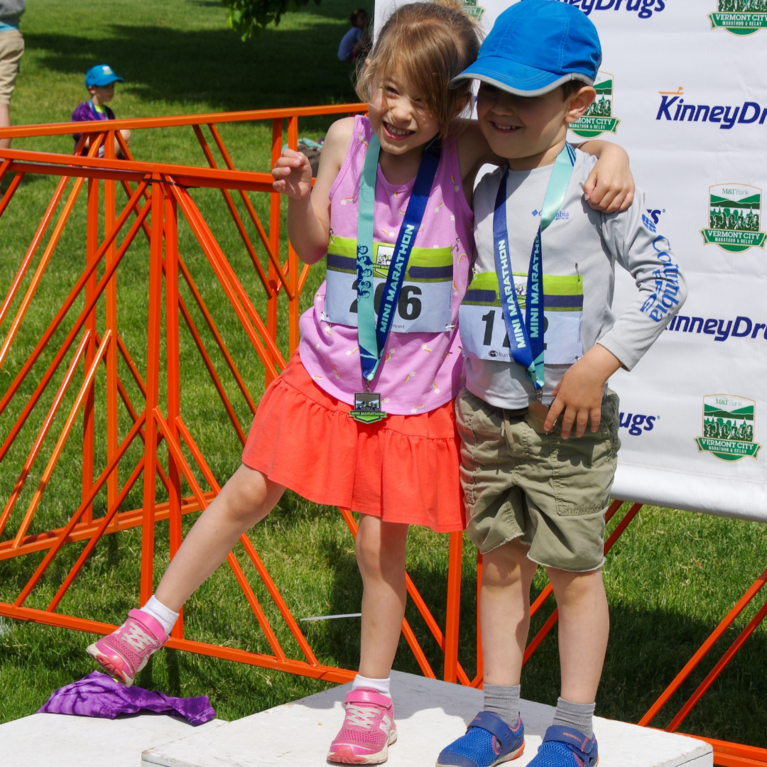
{"left": 0, "top": 0, "right": 766, "bottom": 752}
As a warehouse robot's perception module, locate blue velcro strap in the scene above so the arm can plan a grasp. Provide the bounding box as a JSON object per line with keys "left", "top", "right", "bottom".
{"left": 543, "top": 725, "right": 596, "bottom": 758}
{"left": 467, "top": 711, "right": 520, "bottom": 752}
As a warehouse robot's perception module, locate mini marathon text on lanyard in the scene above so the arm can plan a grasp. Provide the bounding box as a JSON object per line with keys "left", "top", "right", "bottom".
{"left": 493, "top": 143, "right": 575, "bottom": 392}
{"left": 348, "top": 132, "right": 441, "bottom": 424}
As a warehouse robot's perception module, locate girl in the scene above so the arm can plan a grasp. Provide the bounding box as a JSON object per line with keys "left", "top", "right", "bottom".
{"left": 88, "top": 2, "right": 633, "bottom": 763}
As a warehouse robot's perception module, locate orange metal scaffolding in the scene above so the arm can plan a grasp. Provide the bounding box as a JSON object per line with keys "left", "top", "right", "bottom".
{"left": 0, "top": 108, "right": 764, "bottom": 766}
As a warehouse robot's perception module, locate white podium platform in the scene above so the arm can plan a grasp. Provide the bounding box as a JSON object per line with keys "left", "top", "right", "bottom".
{"left": 142, "top": 671, "right": 713, "bottom": 767}
{"left": 0, "top": 711, "right": 225, "bottom": 767}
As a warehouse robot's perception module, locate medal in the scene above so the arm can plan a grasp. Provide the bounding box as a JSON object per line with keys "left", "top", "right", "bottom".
{"left": 349, "top": 392, "right": 388, "bottom": 424}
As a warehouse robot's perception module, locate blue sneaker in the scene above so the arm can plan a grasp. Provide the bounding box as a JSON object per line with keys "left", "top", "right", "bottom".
{"left": 436, "top": 711, "right": 525, "bottom": 767}
{"left": 528, "top": 726, "right": 598, "bottom": 767}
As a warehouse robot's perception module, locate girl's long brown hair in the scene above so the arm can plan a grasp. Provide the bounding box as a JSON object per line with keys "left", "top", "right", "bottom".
{"left": 355, "top": 0, "right": 482, "bottom": 136}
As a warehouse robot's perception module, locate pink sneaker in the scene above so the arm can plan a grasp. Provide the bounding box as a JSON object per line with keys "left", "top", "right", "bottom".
{"left": 328, "top": 688, "right": 397, "bottom": 764}
{"left": 86, "top": 609, "right": 168, "bottom": 686}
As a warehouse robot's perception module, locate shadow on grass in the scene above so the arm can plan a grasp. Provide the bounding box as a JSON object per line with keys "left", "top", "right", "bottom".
{"left": 24, "top": 21, "right": 359, "bottom": 114}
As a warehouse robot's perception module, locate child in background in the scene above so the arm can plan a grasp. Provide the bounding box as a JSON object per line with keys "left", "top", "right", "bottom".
{"left": 437, "top": 4, "right": 686, "bottom": 767}
{"left": 337, "top": 8, "right": 370, "bottom": 62}
{"left": 87, "top": 1, "right": 635, "bottom": 763}
{"left": 72, "top": 64, "right": 131, "bottom": 156}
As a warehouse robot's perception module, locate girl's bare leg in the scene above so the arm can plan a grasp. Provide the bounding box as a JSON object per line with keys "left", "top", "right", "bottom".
{"left": 155, "top": 464, "right": 286, "bottom": 612}
{"left": 355, "top": 514, "right": 409, "bottom": 679}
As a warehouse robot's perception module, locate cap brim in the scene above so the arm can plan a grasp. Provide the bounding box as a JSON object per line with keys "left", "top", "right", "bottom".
{"left": 450, "top": 56, "right": 593, "bottom": 97}
{"left": 92, "top": 76, "right": 124, "bottom": 86}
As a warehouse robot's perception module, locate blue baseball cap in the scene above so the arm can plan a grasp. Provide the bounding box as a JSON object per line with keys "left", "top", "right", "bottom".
{"left": 451, "top": 0, "right": 602, "bottom": 96}
{"left": 85, "top": 64, "right": 124, "bottom": 89}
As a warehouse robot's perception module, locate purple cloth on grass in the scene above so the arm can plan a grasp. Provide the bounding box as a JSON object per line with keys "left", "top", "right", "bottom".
{"left": 38, "top": 671, "right": 215, "bottom": 726}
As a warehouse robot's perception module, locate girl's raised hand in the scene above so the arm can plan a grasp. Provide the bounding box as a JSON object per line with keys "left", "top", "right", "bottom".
{"left": 272, "top": 148, "right": 313, "bottom": 199}
{"left": 582, "top": 142, "right": 635, "bottom": 213}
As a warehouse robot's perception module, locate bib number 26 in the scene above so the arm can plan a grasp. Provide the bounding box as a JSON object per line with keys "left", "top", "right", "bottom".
{"left": 349, "top": 280, "right": 423, "bottom": 321}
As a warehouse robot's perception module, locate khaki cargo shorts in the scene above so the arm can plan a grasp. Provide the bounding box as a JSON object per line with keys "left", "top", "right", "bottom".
{"left": 0, "top": 29, "right": 23, "bottom": 104}
{"left": 455, "top": 388, "right": 621, "bottom": 572}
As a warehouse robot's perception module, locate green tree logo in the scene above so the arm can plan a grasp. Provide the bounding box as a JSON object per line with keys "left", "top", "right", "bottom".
{"left": 569, "top": 72, "right": 621, "bottom": 139}
{"left": 462, "top": 0, "right": 486, "bottom": 22}
{"left": 696, "top": 395, "right": 761, "bottom": 461}
{"left": 709, "top": 0, "right": 767, "bottom": 36}
{"left": 701, "top": 184, "right": 767, "bottom": 253}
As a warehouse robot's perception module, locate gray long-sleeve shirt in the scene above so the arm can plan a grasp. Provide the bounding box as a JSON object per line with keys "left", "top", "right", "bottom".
{"left": 459, "top": 149, "right": 687, "bottom": 410}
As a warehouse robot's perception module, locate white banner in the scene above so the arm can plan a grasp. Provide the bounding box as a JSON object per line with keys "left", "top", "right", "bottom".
{"left": 373, "top": 0, "right": 767, "bottom": 521}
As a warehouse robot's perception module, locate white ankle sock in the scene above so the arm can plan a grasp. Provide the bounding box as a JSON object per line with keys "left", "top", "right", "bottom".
{"left": 141, "top": 595, "right": 179, "bottom": 636}
{"left": 352, "top": 674, "right": 391, "bottom": 698}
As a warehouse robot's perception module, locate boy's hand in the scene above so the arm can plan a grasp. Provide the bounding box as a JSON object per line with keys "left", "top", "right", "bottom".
{"left": 272, "top": 148, "right": 313, "bottom": 199}
{"left": 583, "top": 143, "right": 634, "bottom": 213}
{"left": 544, "top": 345, "right": 622, "bottom": 439}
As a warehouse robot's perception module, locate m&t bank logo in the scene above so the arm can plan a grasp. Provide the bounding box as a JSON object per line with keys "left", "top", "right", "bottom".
{"left": 569, "top": 72, "right": 621, "bottom": 139}
{"left": 701, "top": 184, "right": 766, "bottom": 253}
{"left": 695, "top": 395, "right": 761, "bottom": 461}
{"left": 709, "top": 0, "right": 767, "bottom": 36}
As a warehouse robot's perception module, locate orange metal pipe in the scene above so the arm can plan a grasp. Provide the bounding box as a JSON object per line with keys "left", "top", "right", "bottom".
{"left": 287, "top": 116, "right": 301, "bottom": 354}
{"left": 443, "top": 531, "right": 463, "bottom": 683}
{"left": 266, "top": 117, "right": 282, "bottom": 387}
{"left": 178, "top": 253, "right": 257, "bottom": 414}
{"left": 0, "top": 173, "right": 73, "bottom": 334}
{"left": 0, "top": 131, "right": 95, "bottom": 327}
{"left": 14, "top": 408, "right": 146, "bottom": 606}
{"left": 0, "top": 146, "right": 275, "bottom": 192}
{"left": 177, "top": 282, "right": 247, "bottom": 444}
{"left": 178, "top": 185, "right": 287, "bottom": 370}
{"left": 0, "top": 103, "right": 367, "bottom": 139}
{"left": 666, "top": 597, "right": 767, "bottom": 732}
{"left": 226, "top": 551, "right": 288, "bottom": 663}
{"left": 47, "top": 455, "right": 148, "bottom": 612}
{"left": 208, "top": 123, "right": 293, "bottom": 299}
{"left": 192, "top": 125, "right": 275, "bottom": 298}
{"left": 164, "top": 190, "right": 185, "bottom": 639}
{"left": 0, "top": 185, "right": 149, "bottom": 423}
{"left": 172, "top": 184, "right": 282, "bottom": 379}
{"left": 82, "top": 173, "right": 99, "bottom": 525}
{"left": 0, "top": 492, "right": 212, "bottom": 562}
{"left": 0, "top": 331, "right": 91, "bottom": 538}
{"left": 139, "top": 177, "right": 165, "bottom": 605}
{"left": 12, "top": 331, "right": 114, "bottom": 547}
{"left": 640, "top": 563, "right": 767, "bottom": 727}
{"left": 0, "top": 169, "right": 23, "bottom": 220}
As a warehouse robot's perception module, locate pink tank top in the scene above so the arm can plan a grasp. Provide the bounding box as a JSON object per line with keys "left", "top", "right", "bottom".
{"left": 298, "top": 116, "right": 474, "bottom": 416}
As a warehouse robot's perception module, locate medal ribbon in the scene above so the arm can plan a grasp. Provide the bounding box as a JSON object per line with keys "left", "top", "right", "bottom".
{"left": 492, "top": 144, "right": 576, "bottom": 390}
{"left": 356, "top": 133, "right": 441, "bottom": 382}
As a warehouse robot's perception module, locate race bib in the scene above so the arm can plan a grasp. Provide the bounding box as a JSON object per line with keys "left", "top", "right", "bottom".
{"left": 459, "top": 271, "right": 583, "bottom": 363}
{"left": 324, "top": 235, "right": 454, "bottom": 333}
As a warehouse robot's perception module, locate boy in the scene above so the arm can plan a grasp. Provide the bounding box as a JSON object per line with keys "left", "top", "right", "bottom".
{"left": 437, "top": 3, "right": 686, "bottom": 767}
{"left": 72, "top": 64, "right": 131, "bottom": 156}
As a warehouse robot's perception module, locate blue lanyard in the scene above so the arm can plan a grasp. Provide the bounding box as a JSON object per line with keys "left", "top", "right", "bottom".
{"left": 492, "top": 143, "right": 575, "bottom": 390}
{"left": 356, "top": 133, "right": 441, "bottom": 382}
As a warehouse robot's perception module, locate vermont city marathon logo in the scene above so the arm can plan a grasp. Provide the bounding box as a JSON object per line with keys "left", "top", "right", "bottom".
{"left": 709, "top": 0, "right": 767, "bottom": 36}
{"left": 569, "top": 72, "right": 620, "bottom": 139}
{"left": 701, "top": 184, "right": 766, "bottom": 253}
{"left": 695, "top": 395, "right": 761, "bottom": 462}
{"left": 463, "top": 0, "right": 485, "bottom": 22}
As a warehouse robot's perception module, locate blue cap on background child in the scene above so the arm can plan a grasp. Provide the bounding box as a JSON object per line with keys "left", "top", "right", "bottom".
{"left": 85, "top": 64, "right": 124, "bottom": 89}
{"left": 451, "top": 0, "right": 602, "bottom": 96}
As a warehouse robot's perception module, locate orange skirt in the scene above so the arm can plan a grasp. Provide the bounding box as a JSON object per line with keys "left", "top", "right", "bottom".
{"left": 241, "top": 353, "right": 464, "bottom": 532}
